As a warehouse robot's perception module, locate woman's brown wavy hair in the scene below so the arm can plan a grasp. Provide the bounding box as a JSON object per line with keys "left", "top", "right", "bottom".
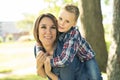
{"left": 33, "top": 13, "right": 59, "bottom": 47}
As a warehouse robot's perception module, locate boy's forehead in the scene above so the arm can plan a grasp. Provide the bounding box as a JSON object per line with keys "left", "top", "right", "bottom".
{"left": 59, "top": 9, "right": 68, "bottom": 14}
{"left": 59, "top": 9, "right": 76, "bottom": 20}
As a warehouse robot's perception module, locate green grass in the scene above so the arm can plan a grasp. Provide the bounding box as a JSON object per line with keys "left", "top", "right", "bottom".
{"left": 0, "top": 41, "right": 49, "bottom": 80}
{"left": 0, "top": 74, "right": 48, "bottom": 80}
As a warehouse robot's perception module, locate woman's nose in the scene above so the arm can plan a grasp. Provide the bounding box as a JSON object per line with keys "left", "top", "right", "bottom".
{"left": 46, "top": 28, "right": 51, "bottom": 34}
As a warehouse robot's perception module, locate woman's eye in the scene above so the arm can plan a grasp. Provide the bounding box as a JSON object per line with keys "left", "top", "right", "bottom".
{"left": 51, "top": 25, "right": 56, "bottom": 29}
{"left": 41, "top": 25, "right": 46, "bottom": 29}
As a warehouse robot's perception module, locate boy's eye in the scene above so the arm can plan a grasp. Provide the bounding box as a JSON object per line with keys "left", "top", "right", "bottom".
{"left": 59, "top": 17, "right": 62, "bottom": 20}
{"left": 66, "top": 20, "right": 70, "bottom": 23}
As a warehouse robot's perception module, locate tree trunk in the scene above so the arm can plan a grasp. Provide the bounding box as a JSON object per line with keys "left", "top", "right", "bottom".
{"left": 78, "top": 0, "right": 108, "bottom": 72}
{"left": 107, "top": 0, "right": 120, "bottom": 80}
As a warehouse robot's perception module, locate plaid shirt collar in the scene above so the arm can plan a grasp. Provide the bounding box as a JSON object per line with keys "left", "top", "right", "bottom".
{"left": 59, "top": 27, "right": 75, "bottom": 41}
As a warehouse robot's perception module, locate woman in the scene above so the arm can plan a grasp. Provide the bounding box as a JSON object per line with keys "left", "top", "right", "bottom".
{"left": 33, "top": 13, "right": 59, "bottom": 80}
{"left": 33, "top": 13, "right": 84, "bottom": 80}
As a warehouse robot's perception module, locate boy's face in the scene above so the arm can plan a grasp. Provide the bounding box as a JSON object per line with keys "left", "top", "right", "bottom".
{"left": 58, "top": 9, "right": 76, "bottom": 32}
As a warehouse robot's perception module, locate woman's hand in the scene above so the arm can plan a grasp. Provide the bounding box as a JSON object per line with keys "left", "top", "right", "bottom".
{"left": 36, "top": 51, "right": 47, "bottom": 77}
{"left": 44, "top": 57, "right": 58, "bottom": 80}
{"left": 36, "top": 51, "right": 47, "bottom": 68}
{"left": 44, "top": 57, "right": 51, "bottom": 74}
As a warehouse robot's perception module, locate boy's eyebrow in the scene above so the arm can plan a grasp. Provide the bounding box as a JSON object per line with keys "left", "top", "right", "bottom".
{"left": 58, "top": 16, "right": 61, "bottom": 18}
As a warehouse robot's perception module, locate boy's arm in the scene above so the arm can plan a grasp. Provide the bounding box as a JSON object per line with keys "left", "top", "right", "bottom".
{"left": 77, "top": 36, "right": 95, "bottom": 61}
{"left": 50, "top": 29, "right": 80, "bottom": 67}
{"left": 50, "top": 28, "right": 95, "bottom": 67}
{"left": 34, "top": 43, "right": 44, "bottom": 58}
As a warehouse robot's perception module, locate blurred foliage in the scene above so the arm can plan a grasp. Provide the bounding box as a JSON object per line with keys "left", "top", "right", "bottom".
{"left": 5, "top": 34, "right": 14, "bottom": 42}
{"left": 104, "top": 24, "right": 112, "bottom": 53}
{"left": 16, "top": 14, "right": 36, "bottom": 32}
{"left": 104, "top": 0, "right": 110, "bottom": 5}
{"left": 0, "top": 36, "right": 3, "bottom": 43}
{"left": 16, "top": 0, "right": 77, "bottom": 32}
{"left": 15, "top": 0, "right": 111, "bottom": 33}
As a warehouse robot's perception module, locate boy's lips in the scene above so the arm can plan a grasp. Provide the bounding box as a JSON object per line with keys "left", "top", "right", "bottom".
{"left": 59, "top": 26, "right": 64, "bottom": 29}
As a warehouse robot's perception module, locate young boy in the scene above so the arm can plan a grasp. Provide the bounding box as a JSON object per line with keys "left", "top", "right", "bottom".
{"left": 35, "top": 3, "right": 102, "bottom": 80}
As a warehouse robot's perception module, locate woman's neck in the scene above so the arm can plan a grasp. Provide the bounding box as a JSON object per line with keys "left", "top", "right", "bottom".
{"left": 43, "top": 44, "right": 55, "bottom": 56}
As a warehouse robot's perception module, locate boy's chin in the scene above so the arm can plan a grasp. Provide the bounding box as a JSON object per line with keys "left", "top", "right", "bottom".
{"left": 58, "top": 29, "right": 65, "bottom": 33}
{"left": 59, "top": 30, "right": 64, "bottom": 33}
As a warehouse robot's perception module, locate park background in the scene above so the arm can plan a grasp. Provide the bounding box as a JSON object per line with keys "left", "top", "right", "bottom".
{"left": 0, "top": 0, "right": 118, "bottom": 80}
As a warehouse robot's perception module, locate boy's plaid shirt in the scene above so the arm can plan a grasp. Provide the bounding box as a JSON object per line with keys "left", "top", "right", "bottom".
{"left": 50, "top": 27, "right": 95, "bottom": 67}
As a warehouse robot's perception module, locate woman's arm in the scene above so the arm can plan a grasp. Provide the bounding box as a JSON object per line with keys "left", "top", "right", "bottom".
{"left": 37, "top": 65, "right": 46, "bottom": 78}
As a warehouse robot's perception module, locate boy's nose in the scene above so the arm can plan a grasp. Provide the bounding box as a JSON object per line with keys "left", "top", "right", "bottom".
{"left": 61, "top": 21, "right": 65, "bottom": 26}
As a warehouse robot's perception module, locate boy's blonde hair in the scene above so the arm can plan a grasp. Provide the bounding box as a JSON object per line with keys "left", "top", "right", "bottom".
{"left": 62, "top": 3, "right": 79, "bottom": 22}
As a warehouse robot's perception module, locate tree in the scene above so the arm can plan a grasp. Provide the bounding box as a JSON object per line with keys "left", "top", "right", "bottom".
{"left": 78, "top": 0, "right": 108, "bottom": 72}
{"left": 107, "top": 0, "right": 120, "bottom": 80}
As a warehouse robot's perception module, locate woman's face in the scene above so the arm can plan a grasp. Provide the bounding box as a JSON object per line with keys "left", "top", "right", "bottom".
{"left": 38, "top": 17, "right": 57, "bottom": 47}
